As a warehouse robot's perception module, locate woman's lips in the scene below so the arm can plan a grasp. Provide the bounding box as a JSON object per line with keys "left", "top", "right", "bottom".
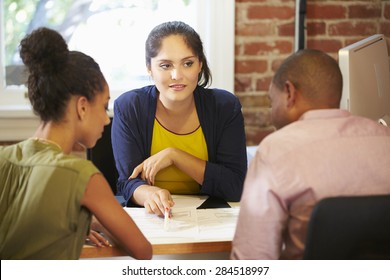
{"left": 169, "top": 84, "right": 186, "bottom": 90}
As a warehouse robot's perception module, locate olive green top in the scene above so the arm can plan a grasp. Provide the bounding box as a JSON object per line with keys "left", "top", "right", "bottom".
{"left": 0, "top": 138, "right": 100, "bottom": 259}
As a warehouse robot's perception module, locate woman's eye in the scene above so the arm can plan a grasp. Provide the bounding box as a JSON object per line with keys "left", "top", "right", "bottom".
{"left": 184, "top": 61, "right": 194, "bottom": 67}
{"left": 160, "top": 63, "right": 171, "bottom": 69}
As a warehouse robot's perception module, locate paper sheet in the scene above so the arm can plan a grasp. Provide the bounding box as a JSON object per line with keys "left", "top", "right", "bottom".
{"left": 124, "top": 195, "right": 239, "bottom": 244}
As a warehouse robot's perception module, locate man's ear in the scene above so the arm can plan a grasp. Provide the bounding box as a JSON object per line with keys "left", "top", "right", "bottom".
{"left": 76, "top": 96, "right": 88, "bottom": 120}
{"left": 284, "top": 80, "right": 298, "bottom": 108}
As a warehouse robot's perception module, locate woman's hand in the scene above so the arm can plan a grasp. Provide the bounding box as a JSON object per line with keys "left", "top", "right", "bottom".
{"left": 129, "top": 148, "right": 176, "bottom": 185}
{"left": 85, "top": 229, "right": 112, "bottom": 247}
{"left": 143, "top": 187, "right": 175, "bottom": 216}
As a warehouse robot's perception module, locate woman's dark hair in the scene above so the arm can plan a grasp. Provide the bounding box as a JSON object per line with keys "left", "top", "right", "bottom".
{"left": 145, "top": 21, "right": 212, "bottom": 88}
{"left": 19, "top": 27, "right": 107, "bottom": 122}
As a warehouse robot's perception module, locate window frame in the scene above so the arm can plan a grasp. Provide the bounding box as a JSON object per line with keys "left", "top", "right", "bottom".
{"left": 0, "top": 0, "right": 234, "bottom": 141}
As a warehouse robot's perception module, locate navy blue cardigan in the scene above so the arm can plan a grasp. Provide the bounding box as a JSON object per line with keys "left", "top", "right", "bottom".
{"left": 112, "top": 85, "right": 247, "bottom": 204}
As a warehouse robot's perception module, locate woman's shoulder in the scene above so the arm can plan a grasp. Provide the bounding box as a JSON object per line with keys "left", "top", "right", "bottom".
{"left": 115, "top": 85, "right": 156, "bottom": 103}
{"left": 114, "top": 85, "right": 157, "bottom": 115}
{"left": 197, "top": 87, "right": 239, "bottom": 102}
{"left": 113, "top": 86, "right": 157, "bottom": 120}
{"left": 1, "top": 140, "right": 99, "bottom": 180}
{"left": 51, "top": 155, "right": 100, "bottom": 185}
{"left": 196, "top": 87, "right": 241, "bottom": 111}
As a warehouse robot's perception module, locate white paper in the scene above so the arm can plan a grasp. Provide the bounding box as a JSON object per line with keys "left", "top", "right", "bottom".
{"left": 124, "top": 195, "right": 239, "bottom": 245}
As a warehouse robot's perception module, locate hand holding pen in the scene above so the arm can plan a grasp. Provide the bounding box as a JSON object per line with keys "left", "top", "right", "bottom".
{"left": 139, "top": 187, "right": 175, "bottom": 217}
{"left": 164, "top": 207, "right": 172, "bottom": 230}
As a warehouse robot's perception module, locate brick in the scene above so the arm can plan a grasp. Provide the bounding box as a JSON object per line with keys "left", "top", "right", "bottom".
{"left": 306, "top": 39, "right": 344, "bottom": 53}
{"left": 385, "top": 3, "right": 390, "bottom": 19}
{"left": 306, "top": 22, "right": 326, "bottom": 36}
{"left": 239, "top": 93, "right": 271, "bottom": 108}
{"left": 243, "top": 108, "right": 272, "bottom": 127}
{"left": 235, "top": 60, "right": 268, "bottom": 74}
{"left": 243, "top": 41, "right": 293, "bottom": 55}
{"left": 236, "top": 22, "right": 275, "bottom": 36}
{"left": 235, "top": 43, "right": 242, "bottom": 56}
{"left": 234, "top": 76, "right": 253, "bottom": 92}
{"left": 307, "top": 4, "right": 347, "bottom": 19}
{"left": 247, "top": 5, "right": 294, "bottom": 20}
{"left": 349, "top": 4, "right": 381, "bottom": 19}
{"left": 278, "top": 22, "right": 295, "bottom": 36}
{"left": 328, "top": 21, "right": 377, "bottom": 36}
{"left": 256, "top": 76, "right": 273, "bottom": 91}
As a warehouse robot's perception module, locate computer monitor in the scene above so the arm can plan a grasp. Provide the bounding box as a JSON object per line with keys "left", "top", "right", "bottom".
{"left": 338, "top": 34, "right": 390, "bottom": 126}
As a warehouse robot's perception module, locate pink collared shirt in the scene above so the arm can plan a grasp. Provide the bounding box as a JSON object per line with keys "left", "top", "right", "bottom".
{"left": 231, "top": 109, "right": 390, "bottom": 259}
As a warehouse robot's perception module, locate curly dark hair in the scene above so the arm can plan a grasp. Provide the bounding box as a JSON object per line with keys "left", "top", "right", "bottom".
{"left": 19, "top": 27, "right": 107, "bottom": 122}
{"left": 145, "top": 21, "right": 212, "bottom": 88}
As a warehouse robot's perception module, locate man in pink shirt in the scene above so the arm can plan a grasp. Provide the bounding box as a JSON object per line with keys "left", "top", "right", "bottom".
{"left": 231, "top": 49, "right": 390, "bottom": 260}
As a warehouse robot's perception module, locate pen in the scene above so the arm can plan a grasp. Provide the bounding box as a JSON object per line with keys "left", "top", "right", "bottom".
{"left": 164, "top": 207, "right": 171, "bottom": 230}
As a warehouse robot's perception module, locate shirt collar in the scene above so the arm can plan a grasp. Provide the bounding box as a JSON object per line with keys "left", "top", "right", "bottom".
{"left": 299, "top": 109, "right": 351, "bottom": 121}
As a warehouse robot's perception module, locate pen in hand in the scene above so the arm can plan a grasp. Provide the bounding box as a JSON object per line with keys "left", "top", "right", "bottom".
{"left": 164, "top": 207, "right": 171, "bottom": 231}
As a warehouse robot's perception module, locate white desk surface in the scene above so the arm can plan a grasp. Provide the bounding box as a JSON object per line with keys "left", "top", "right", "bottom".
{"left": 81, "top": 195, "right": 239, "bottom": 259}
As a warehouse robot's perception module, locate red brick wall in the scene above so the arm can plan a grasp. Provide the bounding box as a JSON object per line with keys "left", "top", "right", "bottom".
{"left": 235, "top": 0, "right": 390, "bottom": 145}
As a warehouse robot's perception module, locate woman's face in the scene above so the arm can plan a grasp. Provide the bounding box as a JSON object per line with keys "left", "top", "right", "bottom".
{"left": 80, "top": 83, "right": 111, "bottom": 148}
{"left": 149, "top": 35, "right": 202, "bottom": 104}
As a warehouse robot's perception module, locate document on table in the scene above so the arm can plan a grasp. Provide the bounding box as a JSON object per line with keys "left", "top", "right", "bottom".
{"left": 123, "top": 195, "right": 240, "bottom": 244}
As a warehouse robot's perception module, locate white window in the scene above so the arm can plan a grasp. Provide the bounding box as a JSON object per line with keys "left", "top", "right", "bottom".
{"left": 0, "top": 0, "right": 234, "bottom": 140}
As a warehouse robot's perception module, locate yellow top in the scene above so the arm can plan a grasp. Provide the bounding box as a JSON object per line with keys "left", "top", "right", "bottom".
{"left": 151, "top": 118, "right": 208, "bottom": 194}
